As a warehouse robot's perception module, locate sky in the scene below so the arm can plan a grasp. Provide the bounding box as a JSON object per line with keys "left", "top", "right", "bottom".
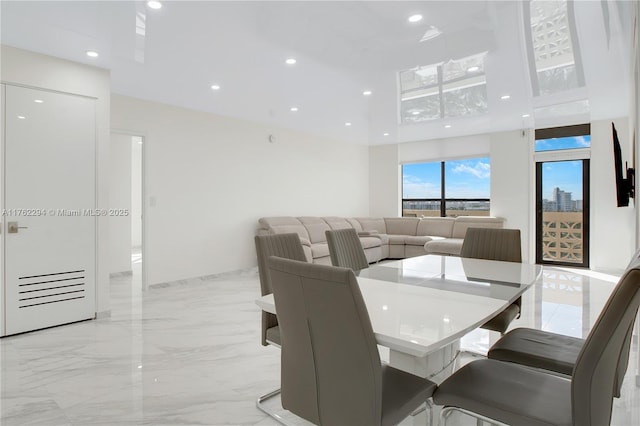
{"left": 402, "top": 158, "right": 491, "bottom": 199}
{"left": 402, "top": 135, "right": 590, "bottom": 201}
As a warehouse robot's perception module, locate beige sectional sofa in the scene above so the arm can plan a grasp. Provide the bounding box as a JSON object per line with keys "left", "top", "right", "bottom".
{"left": 257, "top": 216, "right": 505, "bottom": 264}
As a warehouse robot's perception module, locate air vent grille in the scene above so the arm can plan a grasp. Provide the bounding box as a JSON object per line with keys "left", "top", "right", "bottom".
{"left": 18, "top": 270, "right": 85, "bottom": 308}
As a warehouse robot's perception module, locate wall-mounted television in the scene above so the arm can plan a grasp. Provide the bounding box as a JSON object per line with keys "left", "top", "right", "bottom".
{"left": 612, "top": 122, "right": 635, "bottom": 207}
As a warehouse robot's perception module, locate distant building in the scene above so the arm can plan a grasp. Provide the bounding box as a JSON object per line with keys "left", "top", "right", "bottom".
{"left": 543, "top": 187, "right": 582, "bottom": 212}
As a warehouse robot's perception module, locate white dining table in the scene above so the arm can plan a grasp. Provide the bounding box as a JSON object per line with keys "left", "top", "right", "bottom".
{"left": 255, "top": 254, "right": 543, "bottom": 379}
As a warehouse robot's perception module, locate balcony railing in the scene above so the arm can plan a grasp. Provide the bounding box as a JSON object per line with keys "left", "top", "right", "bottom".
{"left": 541, "top": 211, "right": 583, "bottom": 263}
{"left": 402, "top": 198, "right": 490, "bottom": 217}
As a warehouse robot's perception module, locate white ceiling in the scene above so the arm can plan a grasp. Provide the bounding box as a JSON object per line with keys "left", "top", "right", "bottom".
{"left": 0, "top": 1, "right": 634, "bottom": 145}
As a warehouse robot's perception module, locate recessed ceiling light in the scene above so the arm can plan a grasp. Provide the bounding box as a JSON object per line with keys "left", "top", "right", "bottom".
{"left": 444, "top": 124, "right": 452, "bottom": 128}
{"left": 408, "top": 14, "right": 423, "bottom": 23}
{"left": 86, "top": 50, "right": 99, "bottom": 58}
{"left": 467, "top": 66, "right": 480, "bottom": 72}
{"left": 501, "top": 94, "right": 511, "bottom": 100}
{"left": 362, "top": 90, "right": 372, "bottom": 96}
{"left": 383, "top": 132, "right": 389, "bottom": 136}
{"left": 17, "top": 115, "right": 26, "bottom": 120}
{"left": 290, "top": 107, "right": 298, "bottom": 112}
{"left": 210, "top": 85, "right": 221, "bottom": 90}
{"left": 34, "top": 99, "right": 44, "bottom": 103}
{"left": 412, "top": 111, "right": 420, "bottom": 115}
{"left": 522, "top": 114, "right": 530, "bottom": 118}
{"left": 285, "top": 58, "right": 297, "bottom": 65}
{"left": 345, "top": 122, "right": 352, "bottom": 127}
{"left": 147, "top": 1, "right": 162, "bottom": 9}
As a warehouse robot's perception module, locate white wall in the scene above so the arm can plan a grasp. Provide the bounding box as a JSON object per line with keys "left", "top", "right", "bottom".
{"left": 369, "top": 144, "right": 400, "bottom": 217}
{"left": 111, "top": 95, "right": 370, "bottom": 285}
{"left": 490, "top": 130, "right": 533, "bottom": 262}
{"left": 590, "top": 117, "right": 635, "bottom": 270}
{"left": 1, "top": 45, "right": 111, "bottom": 315}
{"left": 109, "top": 133, "right": 133, "bottom": 274}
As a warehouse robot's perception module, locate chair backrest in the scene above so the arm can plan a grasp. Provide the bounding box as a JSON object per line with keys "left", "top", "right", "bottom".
{"left": 268, "top": 256, "right": 382, "bottom": 425}
{"left": 254, "top": 233, "right": 307, "bottom": 346}
{"left": 325, "top": 228, "right": 369, "bottom": 271}
{"left": 572, "top": 251, "right": 640, "bottom": 426}
{"left": 460, "top": 227, "right": 522, "bottom": 263}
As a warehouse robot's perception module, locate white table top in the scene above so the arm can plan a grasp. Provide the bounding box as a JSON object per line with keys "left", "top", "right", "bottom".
{"left": 256, "top": 255, "right": 543, "bottom": 358}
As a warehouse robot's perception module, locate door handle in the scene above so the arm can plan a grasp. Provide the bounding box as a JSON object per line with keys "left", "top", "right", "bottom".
{"left": 8, "top": 221, "right": 28, "bottom": 233}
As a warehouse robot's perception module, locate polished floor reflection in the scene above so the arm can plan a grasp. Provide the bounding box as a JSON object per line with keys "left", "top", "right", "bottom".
{"left": 1, "top": 264, "right": 639, "bottom": 425}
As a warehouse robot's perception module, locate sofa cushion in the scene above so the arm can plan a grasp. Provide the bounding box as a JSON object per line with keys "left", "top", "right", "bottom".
{"left": 416, "top": 217, "right": 455, "bottom": 238}
{"left": 388, "top": 235, "right": 408, "bottom": 245}
{"left": 424, "top": 238, "right": 464, "bottom": 256}
{"left": 385, "top": 217, "right": 420, "bottom": 236}
{"left": 356, "top": 217, "right": 387, "bottom": 234}
{"left": 359, "top": 236, "right": 383, "bottom": 249}
{"left": 404, "top": 236, "right": 432, "bottom": 246}
{"left": 452, "top": 216, "right": 505, "bottom": 238}
{"left": 322, "top": 216, "right": 353, "bottom": 230}
{"left": 311, "top": 242, "right": 330, "bottom": 259}
{"left": 258, "top": 216, "right": 310, "bottom": 241}
{"left": 298, "top": 216, "right": 331, "bottom": 243}
{"left": 346, "top": 218, "right": 363, "bottom": 232}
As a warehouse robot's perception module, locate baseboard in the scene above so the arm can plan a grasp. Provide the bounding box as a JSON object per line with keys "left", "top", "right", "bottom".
{"left": 96, "top": 310, "right": 111, "bottom": 319}
{"left": 149, "top": 266, "right": 258, "bottom": 289}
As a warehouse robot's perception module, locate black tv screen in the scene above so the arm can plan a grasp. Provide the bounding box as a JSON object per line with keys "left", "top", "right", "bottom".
{"left": 612, "top": 122, "right": 634, "bottom": 207}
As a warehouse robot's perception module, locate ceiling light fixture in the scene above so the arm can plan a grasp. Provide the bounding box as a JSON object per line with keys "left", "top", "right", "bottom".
{"left": 408, "top": 14, "right": 423, "bottom": 23}
{"left": 290, "top": 107, "right": 298, "bottom": 112}
{"left": 86, "top": 51, "right": 99, "bottom": 58}
{"left": 17, "top": 115, "right": 26, "bottom": 120}
{"left": 522, "top": 114, "right": 530, "bottom": 118}
{"left": 383, "top": 132, "right": 389, "bottom": 136}
{"left": 467, "top": 66, "right": 480, "bottom": 72}
{"left": 34, "top": 99, "right": 44, "bottom": 103}
{"left": 345, "top": 122, "right": 352, "bottom": 127}
{"left": 147, "top": 1, "right": 162, "bottom": 9}
{"left": 362, "top": 90, "right": 372, "bottom": 96}
{"left": 412, "top": 111, "right": 420, "bottom": 115}
{"left": 285, "top": 58, "right": 297, "bottom": 65}
{"left": 210, "top": 85, "right": 221, "bottom": 90}
{"left": 444, "top": 124, "right": 452, "bottom": 128}
{"left": 501, "top": 94, "right": 511, "bottom": 100}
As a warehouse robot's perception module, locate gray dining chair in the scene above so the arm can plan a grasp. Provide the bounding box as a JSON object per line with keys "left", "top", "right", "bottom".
{"left": 488, "top": 249, "right": 639, "bottom": 398}
{"left": 268, "top": 256, "right": 437, "bottom": 426}
{"left": 254, "top": 233, "right": 307, "bottom": 414}
{"left": 325, "top": 228, "right": 369, "bottom": 271}
{"left": 433, "top": 251, "right": 640, "bottom": 426}
{"left": 460, "top": 227, "right": 522, "bottom": 334}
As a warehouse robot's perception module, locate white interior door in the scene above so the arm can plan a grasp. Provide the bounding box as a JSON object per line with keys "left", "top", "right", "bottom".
{"left": 2, "top": 84, "right": 96, "bottom": 336}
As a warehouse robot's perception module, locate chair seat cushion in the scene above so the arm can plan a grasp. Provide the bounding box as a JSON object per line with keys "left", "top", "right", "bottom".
{"left": 381, "top": 365, "right": 436, "bottom": 426}
{"left": 481, "top": 303, "right": 521, "bottom": 333}
{"left": 488, "top": 328, "right": 583, "bottom": 376}
{"left": 434, "top": 359, "right": 572, "bottom": 426}
{"left": 265, "top": 326, "right": 281, "bottom": 346}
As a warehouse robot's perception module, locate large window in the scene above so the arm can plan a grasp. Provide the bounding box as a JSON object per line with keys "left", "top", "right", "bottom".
{"left": 402, "top": 157, "right": 490, "bottom": 217}
{"left": 399, "top": 53, "right": 488, "bottom": 123}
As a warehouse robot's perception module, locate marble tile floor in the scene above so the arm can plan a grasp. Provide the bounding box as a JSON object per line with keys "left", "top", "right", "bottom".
{"left": 1, "top": 265, "right": 640, "bottom": 425}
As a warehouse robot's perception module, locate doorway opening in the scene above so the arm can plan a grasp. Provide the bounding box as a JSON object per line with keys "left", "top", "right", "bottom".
{"left": 109, "top": 132, "right": 146, "bottom": 290}
{"left": 534, "top": 124, "right": 590, "bottom": 268}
